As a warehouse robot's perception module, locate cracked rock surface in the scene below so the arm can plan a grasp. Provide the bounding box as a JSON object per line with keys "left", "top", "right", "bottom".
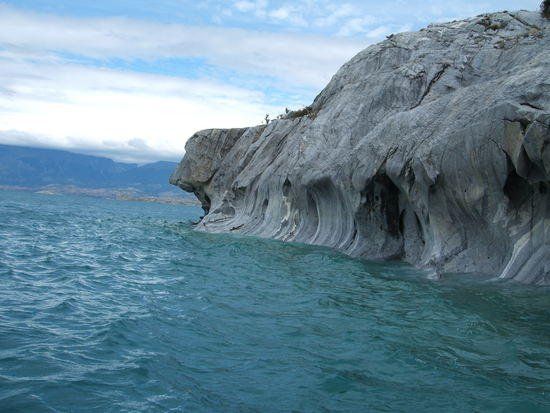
{"left": 171, "top": 10, "right": 550, "bottom": 284}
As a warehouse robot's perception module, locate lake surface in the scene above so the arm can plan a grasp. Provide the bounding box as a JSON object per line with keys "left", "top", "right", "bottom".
{"left": 0, "top": 190, "right": 548, "bottom": 412}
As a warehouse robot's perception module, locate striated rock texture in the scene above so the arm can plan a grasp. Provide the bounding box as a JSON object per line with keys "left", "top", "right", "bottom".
{"left": 171, "top": 11, "right": 550, "bottom": 284}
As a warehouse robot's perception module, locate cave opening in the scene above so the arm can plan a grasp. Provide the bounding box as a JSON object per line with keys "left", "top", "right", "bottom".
{"left": 503, "top": 168, "right": 531, "bottom": 209}
{"left": 360, "top": 174, "right": 401, "bottom": 237}
{"left": 282, "top": 178, "right": 292, "bottom": 197}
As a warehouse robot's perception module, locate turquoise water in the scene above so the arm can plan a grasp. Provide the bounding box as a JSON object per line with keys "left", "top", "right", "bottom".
{"left": 0, "top": 190, "right": 548, "bottom": 412}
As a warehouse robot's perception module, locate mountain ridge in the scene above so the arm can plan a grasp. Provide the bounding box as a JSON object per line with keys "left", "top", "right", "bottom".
{"left": 0, "top": 144, "right": 184, "bottom": 197}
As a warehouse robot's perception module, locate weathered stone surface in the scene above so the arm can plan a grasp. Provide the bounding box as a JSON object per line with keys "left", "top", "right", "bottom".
{"left": 171, "top": 11, "right": 550, "bottom": 284}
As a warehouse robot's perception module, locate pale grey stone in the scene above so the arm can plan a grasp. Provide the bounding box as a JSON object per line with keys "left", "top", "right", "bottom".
{"left": 171, "top": 11, "right": 549, "bottom": 284}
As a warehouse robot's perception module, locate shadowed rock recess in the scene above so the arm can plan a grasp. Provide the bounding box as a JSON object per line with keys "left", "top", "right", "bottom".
{"left": 171, "top": 11, "right": 549, "bottom": 285}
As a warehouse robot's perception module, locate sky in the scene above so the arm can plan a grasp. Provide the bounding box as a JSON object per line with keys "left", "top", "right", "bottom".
{"left": 0, "top": 0, "right": 541, "bottom": 163}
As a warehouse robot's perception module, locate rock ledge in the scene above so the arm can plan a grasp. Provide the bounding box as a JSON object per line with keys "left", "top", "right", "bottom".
{"left": 171, "top": 11, "right": 549, "bottom": 284}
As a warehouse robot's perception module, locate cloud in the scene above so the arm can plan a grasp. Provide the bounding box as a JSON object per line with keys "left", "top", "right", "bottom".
{"left": 1, "top": 0, "right": 538, "bottom": 163}
{"left": 233, "top": 0, "right": 269, "bottom": 17}
{"left": 0, "top": 3, "right": 370, "bottom": 162}
{"left": 313, "top": 3, "right": 359, "bottom": 28}
{"left": 226, "top": 0, "right": 542, "bottom": 37}
{"left": 0, "top": 4, "right": 365, "bottom": 89}
{"left": 233, "top": 1, "right": 261, "bottom": 13}
{"left": 0, "top": 130, "right": 177, "bottom": 164}
{"left": 269, "top": 6, "right": 307, "bottom": 26}
{"left": 0, "top": 56, "right": 285, "bottom": 163}
{"left": 226, "top": 1, "right": 414, "bottom": 42}
{"left": 231, "top": 0, "right": 363, "bottom": 30}
{"left": 337, "top": 17, "right": 380, "bottom": 37}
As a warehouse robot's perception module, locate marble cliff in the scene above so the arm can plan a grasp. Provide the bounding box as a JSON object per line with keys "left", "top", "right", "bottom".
{"left": 171, "top": 11, "right": 549, "bottom": 284}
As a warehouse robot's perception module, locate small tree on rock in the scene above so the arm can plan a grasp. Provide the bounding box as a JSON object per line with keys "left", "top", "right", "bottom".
{"left": 542, "top": 0, "right": 550, "bottom": 18}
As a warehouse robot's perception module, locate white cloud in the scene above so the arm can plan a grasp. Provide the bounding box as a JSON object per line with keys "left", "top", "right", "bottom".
{"left": 227, "top": 0, "right": 542, "bottom": 36}
{"left": 0, "top": 130, "right": 174, "bottom": 164}
{"left": 0, "top": 56, "right": 284, "bottom": 163}
{"left": 233, "top": 1, "right": 256, "bottom": 12}
{"left": 0, "top": 4, "right": 369, "bottom": 162}
{"left": 0, "top": 4, "right": 364, "bottom": 89}
{"left": 230, "top": 0, "right": 377, "bottom": 31}
{"left": 270, "top": 7, "right": 291, "bottom": 19}
{"left": 268, "top": 6, "right": 307, "bottom": 26}
{"left": 337, "top": 16, "right": 380, "bottom": 37}
{"left": 233, "top": 0, "right": 268, "bottom": 17}
{"left": 313, "top": 3, "right": 358, "bottom": 28}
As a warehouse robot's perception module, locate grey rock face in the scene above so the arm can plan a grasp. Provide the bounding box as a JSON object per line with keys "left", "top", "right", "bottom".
{"left": 171, "top": 11, "right": 550, "bottom": 284}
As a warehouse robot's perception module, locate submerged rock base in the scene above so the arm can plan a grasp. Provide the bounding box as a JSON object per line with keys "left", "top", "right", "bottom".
{"left": 171, "top": 11, "right": 549, "bottom": 284}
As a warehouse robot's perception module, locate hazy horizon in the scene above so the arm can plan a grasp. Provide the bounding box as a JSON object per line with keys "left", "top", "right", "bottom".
{"left": 0, "top": 0, "right": 541, "bottom": 163}
{"left": 0, "top": 139, "right": 182, "bottom": 165}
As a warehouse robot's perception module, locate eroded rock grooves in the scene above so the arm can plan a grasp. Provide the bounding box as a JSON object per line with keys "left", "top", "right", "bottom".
{"left": 171, "top": 11, "right": 550, "bottom": 284}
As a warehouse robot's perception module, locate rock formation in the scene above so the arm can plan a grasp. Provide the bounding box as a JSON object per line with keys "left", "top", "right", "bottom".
{"left": 171, "top": 10, "right": 549, "bottom": 284}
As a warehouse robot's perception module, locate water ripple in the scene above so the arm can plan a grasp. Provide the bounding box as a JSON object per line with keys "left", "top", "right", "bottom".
{"left": 0, "top": 190, "right": 549, "bottom": 412}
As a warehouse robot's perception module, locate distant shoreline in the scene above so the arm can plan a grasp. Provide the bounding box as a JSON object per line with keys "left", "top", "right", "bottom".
{"left": 0, "top": 185, "right": 201, "bottom": 206}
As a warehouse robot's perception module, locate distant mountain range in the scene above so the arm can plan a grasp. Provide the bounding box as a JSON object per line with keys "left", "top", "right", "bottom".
{"left": 0, "top": 144, "right": 187, "bottom": 198}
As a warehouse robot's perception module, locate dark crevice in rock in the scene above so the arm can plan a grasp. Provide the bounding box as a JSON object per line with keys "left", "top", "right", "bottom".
{"left": 382, "top": 180, "right": 401, "bottom": 237}
{"left": 504, "top": 165, "right": 532, "bottom": 209}
{"left": 506, "top": 117, "right": 530, "bottom": 133}
{"left": 398, "top": 210, "right": 406, "bottom": 235}
{"left": 212, "top": 203, "right": 236, "bottom": 217}
{"left": 260, "top": 198, "right": 269, "bottom": 217}
{"left": 304, "top": 190, "right": 320, "bottom": 237}
{"left": 514, "top": 145, "right": 547, "bottom": 182}
{"left": 358, "top": 173, "right": 401, "bottom": 238}
{"left": 200, "top": 193, "right": 211, "bottom": 215}
{"left": 520, "top": 101, "right": 543, "bottom": 110}
{"left": 411, "top": 63, "right": 450, "bottom": 109}
{"left": 282, "top": 178, "right": 292, "bottom": 196}
{"left": 414, "top": 213, "right": 425, "bottom": 246}
{"left": 234, "top": 186, "right": 247, "bottom": 200}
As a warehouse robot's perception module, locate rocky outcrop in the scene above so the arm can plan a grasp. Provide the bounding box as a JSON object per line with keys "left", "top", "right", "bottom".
{"left": 171, "top": 10, "right": 550, "bottom": 284}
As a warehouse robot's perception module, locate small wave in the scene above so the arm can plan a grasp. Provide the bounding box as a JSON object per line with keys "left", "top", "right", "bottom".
{"left": 0, "top": 192, "right": 548, "bottom": 412}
